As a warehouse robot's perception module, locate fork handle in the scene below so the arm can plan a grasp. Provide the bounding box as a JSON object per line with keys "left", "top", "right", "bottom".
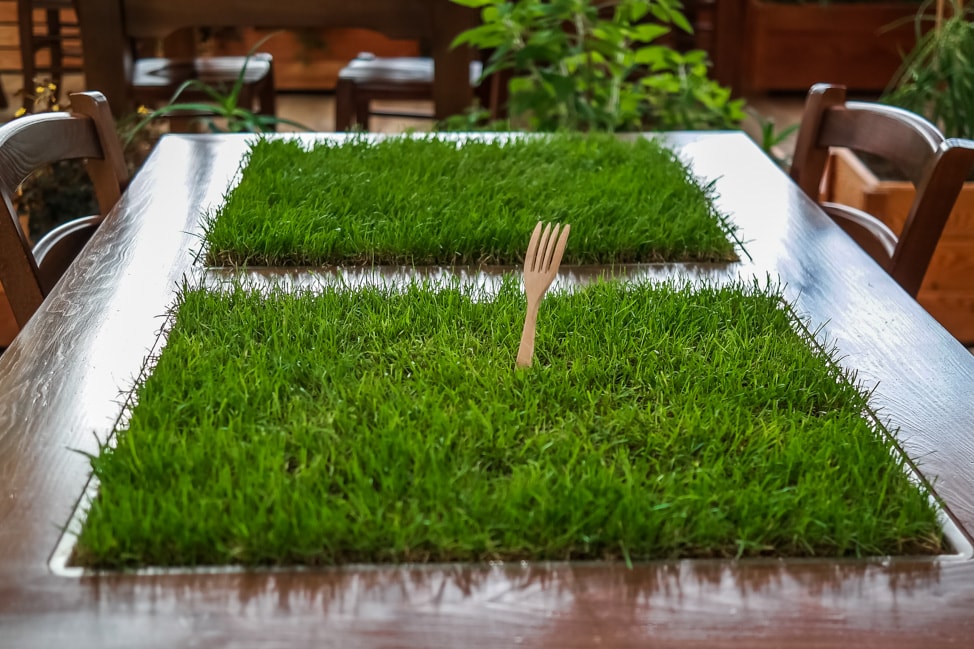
{"left": 516, "top": 297, "right": 541, "bottom": 368}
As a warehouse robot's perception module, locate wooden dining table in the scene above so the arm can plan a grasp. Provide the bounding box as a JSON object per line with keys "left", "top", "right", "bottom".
{"left": 2, "top": 131, "right": 974, "bottom": 647}
{"left": 74, "top": 0, "right": 478, "bottom": 119}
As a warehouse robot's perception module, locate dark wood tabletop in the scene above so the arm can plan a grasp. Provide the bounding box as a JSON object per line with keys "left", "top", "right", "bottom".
{"left": 75, "top": 0, "right": 477, "bottom": 119}
{"left": 2, "top": 132, "right": 974, "bottom": 647}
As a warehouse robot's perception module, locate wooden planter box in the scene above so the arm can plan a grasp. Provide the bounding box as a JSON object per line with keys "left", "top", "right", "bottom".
{"left": 208, "top": 27, "right": 421, "bottom": 91}
{"left": 823, "top": 148, "right": 974, "bottom": 345}
{"left": 740, "top": 0, "right": 919, "bottom": 93}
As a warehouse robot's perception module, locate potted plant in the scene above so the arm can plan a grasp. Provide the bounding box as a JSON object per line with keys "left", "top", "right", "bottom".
{"left": 821, "top": 0, "right": 974, "bottom": 344}
{"left": 713, "top": 0, "right": 923, "bottom": 94}
{"left": 448, "top": 0, "right": 744, "bottom": 132}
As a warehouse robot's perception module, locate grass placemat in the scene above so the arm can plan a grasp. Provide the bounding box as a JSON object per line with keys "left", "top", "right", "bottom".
{"left": 73, "top": 278, "right": 942, "bottom": 569}
{"left": 203, "top": 133, "right": 739, "bottom": 267}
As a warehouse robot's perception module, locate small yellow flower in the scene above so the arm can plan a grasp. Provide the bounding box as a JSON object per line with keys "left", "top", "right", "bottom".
{"left": 13, "top": 107, "right": 26, "bottom": 118}
{"left": 46, "top": 82, "right": 57, "bottom": 91}
{"left": 137, "top": 105, "right": 150, "bottom": 116}
{"left": 35, "top": 85, "right": 45, "bottom": 94}
{"left": 51, "top": 104, "right": 60, "bottom": 111}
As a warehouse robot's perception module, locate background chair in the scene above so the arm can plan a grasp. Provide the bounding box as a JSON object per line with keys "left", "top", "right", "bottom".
{"left": 0, "top": 90, "right": 128, "bottom": 339}
{"left": 17, "top": 1, "right": 276, "bottom": 129}
{"left": 124, "top": 27, "right": 276, "bottom": 131}
{"left": 789, "top": 82, "right": 974, "bottom": 298}
{"left": 334, "top": 52, "right": 498, "bottom": 131}
{"left": 16, "top": 0, "right": 82, "bottom": 110}
{"left": 128, "top": 49, "right": 276, "bottom": 130}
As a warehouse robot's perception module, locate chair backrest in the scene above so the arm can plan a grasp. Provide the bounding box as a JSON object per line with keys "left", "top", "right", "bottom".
{"left": 0, "top": 90, "right": 128, "bottom": 330}
{"left": 789, "top": 83, "right": 974, "bottom": 297}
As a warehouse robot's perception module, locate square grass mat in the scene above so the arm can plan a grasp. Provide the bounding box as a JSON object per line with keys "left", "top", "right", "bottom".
{"left": 204, "top": 133, "right": 739, "bottom": 267}
{"left": 74, "top": 279, "right": 943, "bottom": 569}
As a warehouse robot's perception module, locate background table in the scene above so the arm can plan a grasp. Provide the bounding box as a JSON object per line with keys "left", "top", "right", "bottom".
{"left": 74, "top": 0, "right": 477, "bottom": 119}
{"left": 2, "top": 132, "right": 974, "bottom": 647}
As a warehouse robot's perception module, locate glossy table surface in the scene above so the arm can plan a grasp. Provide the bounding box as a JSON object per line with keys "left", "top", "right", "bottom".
{"left": 2, "top": 132, "right": 974, "bottom": 647}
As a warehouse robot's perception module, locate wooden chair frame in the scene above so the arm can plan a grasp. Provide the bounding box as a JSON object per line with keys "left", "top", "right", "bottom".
{"left": 0, "top": 91, "right": 128, "bottom": 333}
{"left": 334, "top": 53, "right": 499, "bottom": 132}
{"left": 789, "top": 83, "right": 974, "bottom": 298}
{"left": 17, "top": 0, "right": 83, "bottom": 111}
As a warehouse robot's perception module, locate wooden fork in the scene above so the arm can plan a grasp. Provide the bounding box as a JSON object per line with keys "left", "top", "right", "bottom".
{"left": 516, "top": 221, "right": 571, "bottom": 368}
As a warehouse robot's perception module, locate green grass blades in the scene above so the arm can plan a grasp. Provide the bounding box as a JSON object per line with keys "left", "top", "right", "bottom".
{"left": 73, "top": 278, "right": 943, "bottom": 569}
{"left": 203, "top": 133, "right": 739, "bottom": 267}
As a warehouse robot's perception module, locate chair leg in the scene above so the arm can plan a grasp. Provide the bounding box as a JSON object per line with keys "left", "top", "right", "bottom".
{"left": 236, "top": 85, "right": 277, "bottom": 132}
{"left": 18, "top": 0, "right": 37, "bottom": 111}
{"left": 334, "top": 78, "right": 356, "bottom": 131}
{"left": 354, "top": 94, "right": 371, "bottom": 132}
{"left": 17, "top": 2, "right": 70, "bottom": 111}
{"left": 46, "top": 8, "right": 63, "bottom": 99}
{"left": 258, "top": 57, "right": 276, "bottom": 132}
{"left": 237, "top": 85, "right": 256, "bottom": 119}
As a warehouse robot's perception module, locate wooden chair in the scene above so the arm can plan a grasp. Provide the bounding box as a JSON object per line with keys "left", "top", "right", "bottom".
{"left": 334, "top": 53, "right": 496, "bottom": 131}
{"left": 789, "top": 83, "right": 974, "bottom": 298}
{"left": 129, "top": 51, "right": 277, "bottom": 130}
{"left": 0, "top": 90, "right": 128, "bottom": 340}
{"left": 19, "top": 0, "right": 277, "bottom": 130}
{"left": 17, "top": 0, "right": 83, "bottom": 110}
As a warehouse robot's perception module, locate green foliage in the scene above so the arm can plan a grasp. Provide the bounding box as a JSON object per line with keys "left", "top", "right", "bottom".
{"left": 439, "top": 104, "right": 506, "bottom": 131}
{"left": 746, "top": 107, "right": 800, "bottom": 169}
{"left": 73, "top": 278, "right": 944, "bottom": 568}
{"left": 767, "top": 1, "right": 921, "bottom": 4}
{"left": 882, "top": 0, "right": 974, "bottom": 139}
{"left": 205, "top": 134, "right": 739, "bottom": 266}
{"left": 449, "top": 0, "right": 744, "bottom": 132}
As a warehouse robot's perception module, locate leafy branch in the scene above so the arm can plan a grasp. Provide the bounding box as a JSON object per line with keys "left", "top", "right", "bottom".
{"left": 882, "top": 0, "right": 974, "bottom": 139}
{"left": 449, "top": 0, "right": 743, "bottom": 132}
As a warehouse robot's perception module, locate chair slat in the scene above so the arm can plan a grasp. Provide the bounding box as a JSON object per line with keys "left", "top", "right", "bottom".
{"left": 789, "top": 83, "right": 974, "bottom": 298}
